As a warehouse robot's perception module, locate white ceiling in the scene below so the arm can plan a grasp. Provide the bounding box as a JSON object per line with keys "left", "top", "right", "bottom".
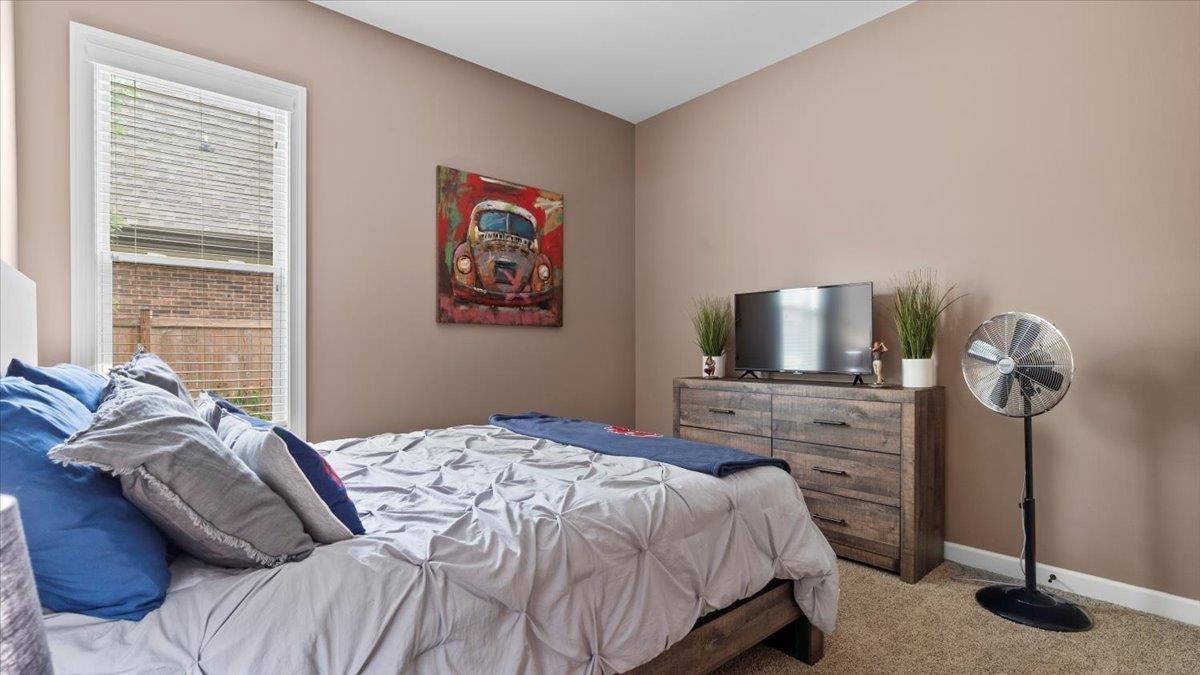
{"left": 311, "top": 1, "right": 913, "bottom": 123}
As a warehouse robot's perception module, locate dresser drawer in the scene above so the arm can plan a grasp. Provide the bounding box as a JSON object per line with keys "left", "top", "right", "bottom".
{"left": 775, "top": 439, "right": 900, "bottom": 507}
{"left": 679, "top": 426, "right": 772, "bottom": 457}
{"left": 802, "top": 490, "right": 900, "bottom": 559}
{"left": 772, "top": 396, "right": 902, "bottom": 453}
{"left": 678, "top": 388, "right": 771, "bottom": 436}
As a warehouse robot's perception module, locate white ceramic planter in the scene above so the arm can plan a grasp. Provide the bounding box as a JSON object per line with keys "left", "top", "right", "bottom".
{"left": 701, "top": 354, "right": 726, "bottom": 379}
{"left": 902, "top": 358, "right": 936, "bottom": 388}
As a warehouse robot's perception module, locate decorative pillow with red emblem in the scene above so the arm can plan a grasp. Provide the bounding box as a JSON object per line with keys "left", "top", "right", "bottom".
{"left": 206, "top": 391, "right": 364, "bottom": 538}
{"left": 272, "top": 426, "right": 364, "bottom": 536}
{"left": 216, "top": 410, "right": 364, "bottom": 542}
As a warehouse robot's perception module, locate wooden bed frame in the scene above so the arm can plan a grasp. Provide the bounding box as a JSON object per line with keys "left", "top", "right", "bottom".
{"left": 626, "top": 579, "right": 824, "bottom": 673}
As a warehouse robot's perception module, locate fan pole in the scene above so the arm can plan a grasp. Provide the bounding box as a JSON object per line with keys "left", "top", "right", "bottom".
{"left": 974, "top": 400, "right": 1091, "bottom": 631}
{"left": 1022, "top": 414, "right": 1037, "bottom": 593}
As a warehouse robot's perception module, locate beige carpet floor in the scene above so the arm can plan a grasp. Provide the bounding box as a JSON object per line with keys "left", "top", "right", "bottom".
{"left": 714, "top": 560, "right": 1200, "bottom": 674}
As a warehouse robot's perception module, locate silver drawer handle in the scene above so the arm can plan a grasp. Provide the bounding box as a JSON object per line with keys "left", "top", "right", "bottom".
{"left": 812, "top": 466, "right": 848, "bottom": 476}
{"left": 708, "top": 408, "right": 736, "bottom": 415}
{"left": 812, "top": 419, "right": 847, "bottom": 426}
{"left": 813, "top": 514, "right": 846, "bottom": 525}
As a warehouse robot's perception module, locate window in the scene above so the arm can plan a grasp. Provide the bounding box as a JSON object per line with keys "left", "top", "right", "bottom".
{"left": 71, "top": 24, "right": 306, "bottom": 434}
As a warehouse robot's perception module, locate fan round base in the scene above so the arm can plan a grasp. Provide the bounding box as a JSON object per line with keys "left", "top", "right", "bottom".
{"left": 976, "top": 584, "right": 1093, "bottom": 632}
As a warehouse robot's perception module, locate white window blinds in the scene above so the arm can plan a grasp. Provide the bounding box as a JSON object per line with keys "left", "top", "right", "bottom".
{"left": 93, "top": 64, "right": 290, "bottom": 424}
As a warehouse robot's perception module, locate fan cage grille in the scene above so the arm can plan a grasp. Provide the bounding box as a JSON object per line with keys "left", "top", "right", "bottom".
{"left": 961, "top": 312, "right": 1073, "bottom": 417}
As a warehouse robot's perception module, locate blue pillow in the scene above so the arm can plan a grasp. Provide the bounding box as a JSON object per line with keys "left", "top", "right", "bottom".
{"left": 5, "top": 359, "right": 107, "bottom": 411}
{"left": 0, "top": 377, "right": 170, "bottom": 620}
{"left": 207, "top": 391, "right": 363, "bottom": 535}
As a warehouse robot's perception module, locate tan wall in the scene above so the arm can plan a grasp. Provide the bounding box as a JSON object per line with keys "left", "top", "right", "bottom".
{"left": 635, "top": 1, "right": 1200, "bottom": 599}
{"left": 13, "top": 0, "right": 636, "bottom": 440}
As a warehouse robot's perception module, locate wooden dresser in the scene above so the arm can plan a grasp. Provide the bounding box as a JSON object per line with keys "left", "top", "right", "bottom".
{"left": 673, "top": 377, "right": 945, "bottom": 583}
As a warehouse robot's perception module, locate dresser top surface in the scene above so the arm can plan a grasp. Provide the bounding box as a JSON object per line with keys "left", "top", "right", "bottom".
{"left": 674, "top": 376, "right": 942, "bottom": 402}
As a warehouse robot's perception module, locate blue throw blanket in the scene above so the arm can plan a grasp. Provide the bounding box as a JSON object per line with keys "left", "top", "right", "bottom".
{"left": 489, "top": 412, "right": 789, "bottom": 477}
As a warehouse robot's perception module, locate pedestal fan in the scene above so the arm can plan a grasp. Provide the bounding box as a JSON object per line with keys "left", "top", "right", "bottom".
{"left": 961, "top": 312, "right": 1092, "bottom": 631}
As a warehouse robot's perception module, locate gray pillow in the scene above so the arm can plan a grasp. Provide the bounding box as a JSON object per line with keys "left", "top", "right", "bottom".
{"left": 51, "top": 376, "right": 314, "bottom": 568}
{"left": 110, "top": 350, "right": 193, "bottom": 407}
{"left": 217, "top": 413, "right": 354, "bottom": 544}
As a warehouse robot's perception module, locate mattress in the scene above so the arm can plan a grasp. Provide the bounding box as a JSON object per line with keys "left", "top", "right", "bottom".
{"left": 44, "top": 424, "right": 839, "bottom": 674}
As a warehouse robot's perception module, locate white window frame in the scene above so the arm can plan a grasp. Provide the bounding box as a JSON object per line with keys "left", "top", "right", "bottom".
{"left": 69, "top": 23, "right": 307, "bottom": 436}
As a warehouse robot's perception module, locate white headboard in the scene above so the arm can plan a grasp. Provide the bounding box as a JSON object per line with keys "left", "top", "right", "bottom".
{"left": 0, "top": 261, "right": 37, "bottom": 368}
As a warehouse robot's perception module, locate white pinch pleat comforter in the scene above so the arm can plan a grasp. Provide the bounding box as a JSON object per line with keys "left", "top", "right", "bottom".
{"left": 45, "top": 425, "right": 839, "bottom": 674}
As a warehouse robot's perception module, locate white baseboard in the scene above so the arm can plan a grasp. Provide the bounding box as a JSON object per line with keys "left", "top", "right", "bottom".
{"left": 943, "top": 542, "right": 1200, "bottom": 627}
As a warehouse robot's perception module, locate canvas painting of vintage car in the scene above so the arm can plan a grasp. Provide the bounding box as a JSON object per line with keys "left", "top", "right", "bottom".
{"left": 436, "top": 166, "right": 563, "bottom": 326}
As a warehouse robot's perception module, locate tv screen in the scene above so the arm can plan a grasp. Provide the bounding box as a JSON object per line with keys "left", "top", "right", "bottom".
{"left": 735, "top": 282, "right": 873, "bottom": 374}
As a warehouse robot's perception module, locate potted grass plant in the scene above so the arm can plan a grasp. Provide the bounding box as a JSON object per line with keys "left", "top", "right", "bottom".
{"left": 893, "top": 270, "right": 964, "bottom": 387}
{"left": 691, "top": 296, "right": 732, "bottom": 378}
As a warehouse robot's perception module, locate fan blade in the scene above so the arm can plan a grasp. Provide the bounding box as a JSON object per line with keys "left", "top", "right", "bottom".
{"left": 966, "top": 339, "right": 1005, "bottom": 365}
{"left": 1018, "top": 366, "right": 1063, "bottom": 392}
{"left": 989, "top": 373, "right": 1013, "bottom": 409}
{"left": 1009, "top": 317, "right": 1041, "bottom": 356}
{"left": 1016, "top": 349, "right": 1065, "bottom": 391}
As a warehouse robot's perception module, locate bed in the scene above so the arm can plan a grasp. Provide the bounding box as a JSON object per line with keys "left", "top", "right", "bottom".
{"left": 42, "top": 424, "right": 839, "bottom": 673}
{"left": 1, "top": 261, "right": 838, "bottom": 673}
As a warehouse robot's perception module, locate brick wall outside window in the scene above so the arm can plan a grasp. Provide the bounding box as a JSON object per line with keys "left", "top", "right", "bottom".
{"left": 111, "top": 261, "right": 276, "bottom": 419}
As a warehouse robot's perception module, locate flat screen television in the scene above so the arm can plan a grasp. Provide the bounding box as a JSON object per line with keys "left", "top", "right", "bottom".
{"left": 735, "top": 282, "right": 873, "bottom": 375}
